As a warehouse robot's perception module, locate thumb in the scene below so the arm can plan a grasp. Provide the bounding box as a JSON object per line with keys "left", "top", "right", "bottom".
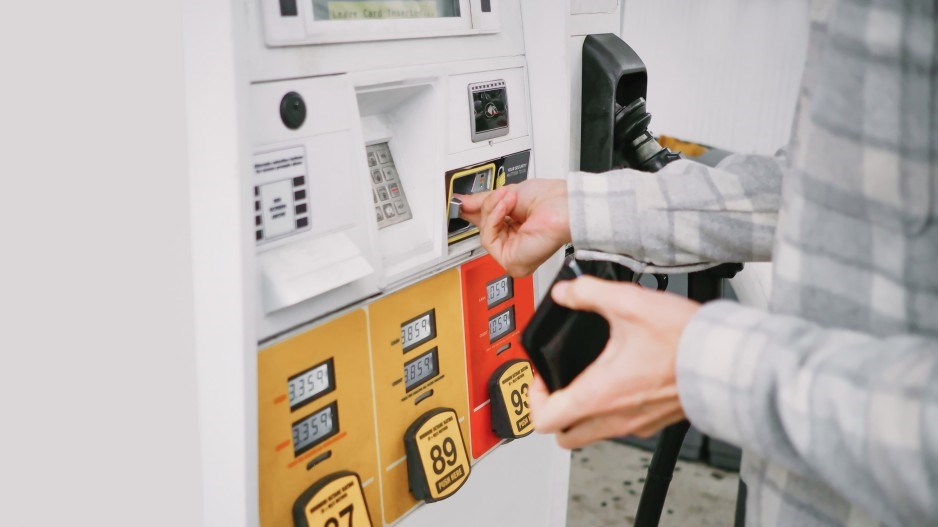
{"left": 457, "top": 191, "right": 491, "bottom": 225}
{"left": 550, "top": 276, "right": 645, "bottom": 322}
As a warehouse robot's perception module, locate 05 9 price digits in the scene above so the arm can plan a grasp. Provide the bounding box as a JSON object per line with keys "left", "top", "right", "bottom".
{"left": 429, "top": 437, "right": 458, "bottom": 475}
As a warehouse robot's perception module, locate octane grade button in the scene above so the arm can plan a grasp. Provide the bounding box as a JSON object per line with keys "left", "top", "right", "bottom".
{"left": 404, "top": 408, "right": 470, "bottom": 502}
{"left": 293, "top": 471, "right": 373, "bottom": 527}
{"left": 488, "top": 359, "right": 534, "bottom": 439}
{"left": 280, "top": 91, "right": 307, "bottom": 130}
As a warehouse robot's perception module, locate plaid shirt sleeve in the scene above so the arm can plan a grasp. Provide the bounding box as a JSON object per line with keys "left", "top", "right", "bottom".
{"left": 567, "top": 153, "right": 784, "bottom": 270}
{"left": 678, "top": 300, "right": 938, "bottom": 525}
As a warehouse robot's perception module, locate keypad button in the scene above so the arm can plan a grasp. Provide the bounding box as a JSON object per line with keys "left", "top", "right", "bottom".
{"left": 376, "top": 149, "right": 391, "bottom": 164}
{"left": 382, "top": 166, "right": 397, "bottom": 181}
{"left": 373, "top": 190, "right": 378, "bottom": 204}
{"left": 388, "top": 183, "right": 401, "bottom": 198}
{"left": 368, "top": 153, "right": 378, "bottom": 167}
{"left": 376, "top": 207, "right": 384, "bottom": 222}
{"left": 371, "top": 169, "right": 383, "bottom": 184}
{"left": 393, "top": 200, "right": 407, "bottom": 214}
{"left": 383, "top": 204, "right": 396, "bottom": 218}
{"left": 377, "top": 186, "right": 390, "bottom": 201}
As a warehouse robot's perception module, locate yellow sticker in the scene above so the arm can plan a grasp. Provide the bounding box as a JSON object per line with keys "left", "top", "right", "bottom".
{"left": 413, "top": 410, "right": 470, "bottom": 500}
{"left": 328, "top": 1, "right": 438, "bottom": 20}
{"left": 497, "top": 361, "right": 534, "bottom": 437}
{"left": 295, "top": 473, "right": 373, "bottom": 527}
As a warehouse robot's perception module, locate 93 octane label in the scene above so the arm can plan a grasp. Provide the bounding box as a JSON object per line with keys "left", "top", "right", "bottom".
{"left": 297, "top": 473, "right": 372, "bottom": 527}
{"left": 497, "top": 361, "right": 534, "bottom": 436}
{"left": 414, "top": 410, "right": 469, "bottom": 499}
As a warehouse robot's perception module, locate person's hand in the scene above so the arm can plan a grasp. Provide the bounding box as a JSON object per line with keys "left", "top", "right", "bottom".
{"left": 528, "top": 276, "right": 700, "bottom": 449}
{"left": 457, "top": 179, "right": 571, "bottom": 277}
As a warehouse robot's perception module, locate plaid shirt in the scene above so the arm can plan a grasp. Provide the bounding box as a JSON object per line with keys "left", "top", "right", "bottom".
{"left": 567, "top": 0, "right": 938, "bottom": 525}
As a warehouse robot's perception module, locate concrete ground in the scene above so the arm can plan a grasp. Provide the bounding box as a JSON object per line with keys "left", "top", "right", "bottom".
{"left": 567, "top": 440, "right": 740, "bottom": 527}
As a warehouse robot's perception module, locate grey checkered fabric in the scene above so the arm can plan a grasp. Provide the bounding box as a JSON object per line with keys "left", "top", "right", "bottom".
{"left": 566, "top": 0, "right": 938, "bottom": 525}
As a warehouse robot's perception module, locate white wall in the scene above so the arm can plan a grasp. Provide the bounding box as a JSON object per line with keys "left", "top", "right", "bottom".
{"left": 621, "top": 0, "right": 810, "bottom": 155}
{"left": 0, "top": 1, "right": 203, "bottom": 526}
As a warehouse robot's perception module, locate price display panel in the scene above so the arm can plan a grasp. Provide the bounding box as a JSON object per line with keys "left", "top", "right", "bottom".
{"left": 401, "top": 309, "right": 436, "bottom": 352}
{"left": 460, "top": 254, "right": 536, "bottom": 459}
{"left": 288, "top": 358, "right": 335, "bottom": 410}
{"left": 367, "top": 269, "right": 470, "bottom": 522}
{"left": 486, "top": 275, "right": 513, "bottom": 309}
{"left": 293, "top": 472, "right": 373, "bottom": 527}
{"left": 258, "top": 310, "right": 381, "bottom": 527}
{"left": 488, "top": 306, "right": 515, "bottom": 343}
{"left": 404, "top": 348, "right": 440, "bottom": 392}
{"left": 292, "top": 402, "right": 339, "bottom": 456}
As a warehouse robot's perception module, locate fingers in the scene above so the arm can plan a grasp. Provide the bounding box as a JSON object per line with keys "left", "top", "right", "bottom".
{"left": 553, "top": 402, "right": 685, "bottom": 450}
{"left": 479, "top": 188, "right": 517, "bottom": 262}
{"left": 550, "top": 276, "right": 648, "bottom": 322}
{"left": 457, "top": 191, "right": 491, "bottom": 226}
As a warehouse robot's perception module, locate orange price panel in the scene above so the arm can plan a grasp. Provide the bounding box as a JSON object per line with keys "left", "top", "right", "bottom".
{"left": 459, "top": 254, "right": 535, "bottom": 460}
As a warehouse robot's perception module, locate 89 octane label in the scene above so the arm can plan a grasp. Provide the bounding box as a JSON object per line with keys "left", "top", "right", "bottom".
{"left": 411, "top": 409, "right": 470, "bottom": 500}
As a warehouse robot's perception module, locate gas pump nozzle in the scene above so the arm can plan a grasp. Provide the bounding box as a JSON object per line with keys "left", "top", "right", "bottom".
{"left": 614, "top": 97, "right": 682, "bottom": 172}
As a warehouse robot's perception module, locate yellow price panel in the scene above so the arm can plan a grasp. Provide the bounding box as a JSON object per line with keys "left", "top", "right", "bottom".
{"left": 294, "top": 472, "right": 373, "bottom": 527}
{"left": 488, "top": 359, "right": 534, "bottom": 439}
{"left": 404, "top": 408, "right": 470, "bottom": 501}
{"left": 258, "top": 310, "right": 381, "bottom": 527}
{"left": 367, "top": 269, "right": 471, "bottom": 523}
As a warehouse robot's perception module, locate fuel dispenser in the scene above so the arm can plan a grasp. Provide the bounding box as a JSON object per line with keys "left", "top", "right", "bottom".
{"left": 460, "top": 254, "right": 536, "bottom": 460}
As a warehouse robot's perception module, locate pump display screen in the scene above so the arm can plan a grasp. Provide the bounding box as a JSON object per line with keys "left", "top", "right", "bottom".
{"left": 287, "top": 359, "right": 335, "bottom": 411}
{"left": 470, "top": 80, "right": 509, "bottom": 141}
{"left": 486, "top": 275, "right": 514, "bottom": 308}
{"left": 314, "top": 0, "right": 461, "bottom": 21}
{"left": 292, "top": 402, "right": 339, "bottom": 456}
{"left": 404, "top": 347, "right": 439, "bottom": 392}
{"left": 401, "top": 309, "right": 436, "bottom": 352}
{"left": 488, "top": 306, "right": 516, "bottom": 343}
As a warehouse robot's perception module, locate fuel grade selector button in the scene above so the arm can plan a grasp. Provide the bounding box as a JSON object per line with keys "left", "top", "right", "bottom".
{"left": 293, "top": 471, "right": 373, "bottom": 527}
{"left": 404, "top": 408, "right": 471, "bottom": 502}
{"left": 488, "top": 359, "right": 534, "bottom": 439}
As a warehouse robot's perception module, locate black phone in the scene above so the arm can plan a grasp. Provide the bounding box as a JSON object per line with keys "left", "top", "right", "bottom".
{"left": 521, "top": 257, "right": 666, "bottom": 392}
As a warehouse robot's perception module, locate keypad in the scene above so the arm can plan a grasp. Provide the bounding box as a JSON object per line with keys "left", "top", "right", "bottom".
{"left": 366, "top": 143, "right": 412, "bottom": 229}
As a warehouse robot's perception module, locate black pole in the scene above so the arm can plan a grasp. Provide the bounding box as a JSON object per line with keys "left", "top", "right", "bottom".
{"left": 633, "top": 266, "right": 739, "bottom": 527}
